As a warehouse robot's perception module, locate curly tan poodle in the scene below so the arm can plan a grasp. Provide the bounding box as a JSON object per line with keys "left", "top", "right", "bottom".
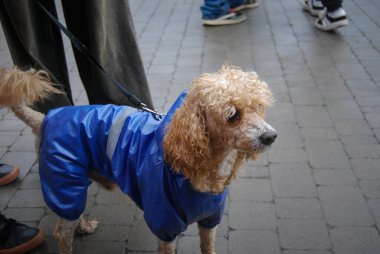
{"left": 0, "top": 65, "right": 276, "bottom": 254}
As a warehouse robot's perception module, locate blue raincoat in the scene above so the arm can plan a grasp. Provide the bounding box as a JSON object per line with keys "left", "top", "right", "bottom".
{"left": 39, "top": 92, "right": 228, "bottom": 242}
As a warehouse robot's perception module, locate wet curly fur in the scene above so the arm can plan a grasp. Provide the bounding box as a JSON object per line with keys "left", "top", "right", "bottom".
{"left": 0, "top": 65, "right": 276, "bottom": 254}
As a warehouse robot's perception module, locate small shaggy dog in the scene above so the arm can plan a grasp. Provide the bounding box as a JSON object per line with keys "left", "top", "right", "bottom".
{"left": 0, "top": 65, "right": 276, "bottom": 254}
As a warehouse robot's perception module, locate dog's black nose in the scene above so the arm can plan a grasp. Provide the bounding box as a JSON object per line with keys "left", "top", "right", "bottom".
{"left": 260, "top": 131, "right": 277, "bottom": 145}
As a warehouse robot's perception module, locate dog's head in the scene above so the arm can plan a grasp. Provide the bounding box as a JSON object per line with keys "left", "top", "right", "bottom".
{"left": 164, "top": 65, "right": 276, "bottom": 182}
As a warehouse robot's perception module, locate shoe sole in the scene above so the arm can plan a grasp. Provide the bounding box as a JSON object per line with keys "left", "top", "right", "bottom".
{"left": 202, "top": 15, "right": 247, "bottom": 26}
{"left": 234, "top": 2, "right": 260, "bottom": 11}
{"left": 315, "top": 19, "right": 348, "bottom": 31}
{"left": 0, "top": 230, "right": 45, "bottom": 254}
{"left": 0, "top": 166, "right": 20, "bottom": 186}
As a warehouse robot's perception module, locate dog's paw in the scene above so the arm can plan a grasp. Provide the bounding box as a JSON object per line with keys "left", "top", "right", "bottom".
{"left": 77, "top": 218, "right": 99, "bottom": 235}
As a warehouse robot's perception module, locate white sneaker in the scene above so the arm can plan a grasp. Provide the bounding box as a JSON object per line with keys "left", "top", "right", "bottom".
{"left": 315, "top": 7, "right": 348, "bottom": 31}
{"left": 202, "top": 12, "right": 247, "bottom": 26}
{"left": 302, "top": 0, "right": 325, "bottom": 17}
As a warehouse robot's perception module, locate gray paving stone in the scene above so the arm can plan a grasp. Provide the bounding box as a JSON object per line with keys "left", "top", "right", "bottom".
{"left": 0, "top": 183, "right": 17, "bottom": 211}
{"left": 2, "top": 207, "right": 45, "bottom": 222}
{"left": 38, "top": 214, "right": 57, "bottom": 237}
{"left": 270, "top": 123, "right": 303, "bottom": 148}
{"left": 333, "top": 119, "right": 373, "bottom": 136}
{"left": 238, "top": 165, "right": 269, "bottom": 178}
{"left": 351, "top": 158, "right": 380, "bottom": 180}
{"left": 8, "top": 189, "right": 46, "bottom": 208}
{"left": 89, "top": 204, "right": 136, "bottom": 226}
{"left": 289, "top": 87, "right": 324, "bottom": 106}
{"left": 74, "top": 241, "right": 126, "bottom": 254}
{"left": 96, "top": 188, "right": 134, "bottom": 205}
{"left": 9, "top": 134, "right": 36, "bottom": 152}
{"left": 330, "top": 227, "right": 380, "bottom": 254}
{"left": 268, "top": 147, "right": 308, "bottom": 163}
{"left": 0, "top": 147, "right": 6, "bottom": 158}
{"left": 313, "top": 169, "right": 357, "bottom": 186}
{"left": 35, "top": 237, "right": 60, "bottom": 254}
{"left": 359, "top": 180, "right": 380, "bottom": 198}
{"left": 0, "top": 119, "right": 26, "bottom": 131}
{"left": 0, "top": 131, "right": 19, "bottom": 147}
{"left": 278, "top": 218, "right": 331, "bottom": 250}
{"left": 229, "top": 230, "right": 280, "bottom": 254}
{"left": 20, "top": 172, "right": 41, "bottom": 189}
{"left": 294, "top": 106, "right": 333, "bottom": 127}
{"left": 344, "top": 143, "right": 380, "bottom": 158}
{"left": 126, "top": 218, "right": 157, "bottom": 252}
{"left": 340, "top": 135, "right": 379, "bottom": 145}
{"left": 283, "top": 251, "right": 331, "bottom": 254}
{"left": 318, "top": 186, "right": 374, "bottom": 226}
{"left": 300, "top": 127, "right": 339, "bottom": 141}
{"left": 82, "top": 225, "right": 129, "bottom": 242}
{"left": 305, "top": 140, "right": 350, "bottom": 169}
{"left": 365, "top": 112, "right": 380, "bottom": 128}
{"left": 368, "top": 199, "right": 380, "bottom": 229}
{"left": 270, "top": 163, "right": 317, "bottom": 198}
{"left": 275, "top": 198, "right": 323, "bottom": 219}
{"left": 230, "top": 178, "right": 273, "bottom": 202}
{"left": 229, "top": 201, "right": 276, "bottom": 230}
{"left": 318, "top": 85, "right": 353, "bottom": 100}
{"left": 266, "top": 103, "right": 296, "bottom": 124}
{"left": 177, "top": 236, "right": 227, "bottom": 254}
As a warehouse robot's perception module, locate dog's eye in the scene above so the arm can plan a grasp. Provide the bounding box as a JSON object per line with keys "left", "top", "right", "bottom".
{"left": 227, "top": 109, "right": 240, "bottom": 122}
{"left": 257, "top": 104, "right": 264, "bottom": 113}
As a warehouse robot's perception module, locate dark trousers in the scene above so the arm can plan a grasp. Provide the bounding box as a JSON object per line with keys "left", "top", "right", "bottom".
{"left": 321, "top": 0, "right": 343, "bottom": 12}
{"left": 0, "top": 0, "right": 153, "bottom": 114}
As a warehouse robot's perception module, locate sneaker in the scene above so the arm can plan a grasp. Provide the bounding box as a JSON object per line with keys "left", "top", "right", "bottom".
{"left": 315, "top": 7, "right": 348, "bottom": 31}
{"left": 202, "top": 12, "right": 247, "bottom": 26}
{"left": 302, "top": 0, "right": 325, "bottom": 17}
{"left": 0, "top": 215, "right": 45, "bottom": 254}
{"left": 0, "top": 164, "right": 20, "bottom": 186}
{"left": 234, "top": 0, "right": 260, "bottom": 12}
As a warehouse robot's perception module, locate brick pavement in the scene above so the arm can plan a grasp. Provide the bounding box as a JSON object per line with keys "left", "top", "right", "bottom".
{"left": 1, "top": 0, "right": 380, "bottom": 253}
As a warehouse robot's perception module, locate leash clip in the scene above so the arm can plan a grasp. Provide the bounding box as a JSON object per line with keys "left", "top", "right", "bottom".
{"left": 138, "top": 103, "right": 166, "bottom": 121}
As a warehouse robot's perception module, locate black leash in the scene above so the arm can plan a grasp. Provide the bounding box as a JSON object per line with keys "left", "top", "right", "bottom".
{"left": 37, "top": 2, "right": 165, "bottom": 120}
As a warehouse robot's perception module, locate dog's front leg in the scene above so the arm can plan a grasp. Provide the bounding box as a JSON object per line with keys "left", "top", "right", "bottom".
{"left": 54, "top": 218, "right": 79, "bottom": 254}
{"left": 199, "top": 226, "right": 216, "bottom": 254}
{"left": 158, "top": 238, "right": 176, "bottom": 254}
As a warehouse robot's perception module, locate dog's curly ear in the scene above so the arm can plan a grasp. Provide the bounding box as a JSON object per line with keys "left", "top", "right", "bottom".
{"left": 163, "top": 102, "right": 211, "bottom": 180}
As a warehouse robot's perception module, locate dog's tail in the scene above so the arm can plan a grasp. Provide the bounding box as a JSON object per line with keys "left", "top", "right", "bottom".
{"left": 0, "top": 67, "right": 63, "bottom": 133}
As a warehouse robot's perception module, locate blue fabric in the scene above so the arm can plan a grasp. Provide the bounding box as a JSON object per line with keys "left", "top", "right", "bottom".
{"left": 39, "top": 91, "right": 228, "bottom": 242}
{"left": 201, "top": 0, "right": 245, "bottom": 19}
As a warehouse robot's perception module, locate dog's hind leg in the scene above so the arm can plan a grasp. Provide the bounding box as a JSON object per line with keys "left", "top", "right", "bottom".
{"left": 76, "top": 215, "right": 98, "bottom": 235}
{"left": 158, "top": 238, "right": 176, "bottom": 254}
{"left": 199, "top": 226, "right": 216, "bottom": 254}
{"left": 54, "top": 218, "right": 79, "bottom": 254}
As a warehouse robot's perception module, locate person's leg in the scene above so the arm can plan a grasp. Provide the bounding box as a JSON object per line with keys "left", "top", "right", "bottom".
{"left": 0, "top": 0, "right": 73, "bottom": 113}
{"left": 201, "top": 0, "right": 230, "bottom": 20}
{"left": 316, "top": 0, "right": 347, "bottom": 31}
{"left": 201, "top": 0, "right": 246, "bottom": 25}
{"left": 61, "top": 0, "right": 154, "bottom": 108}
{"left": 303, "top": 0, "right": 325, "bottom": 17}
{"left": 321, "top": 0, "right": 342, "bottom": 12}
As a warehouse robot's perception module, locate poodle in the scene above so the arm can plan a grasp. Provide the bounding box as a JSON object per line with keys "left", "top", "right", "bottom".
{"left": 0, "top": 65, "right": 277, "bottom": 254}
